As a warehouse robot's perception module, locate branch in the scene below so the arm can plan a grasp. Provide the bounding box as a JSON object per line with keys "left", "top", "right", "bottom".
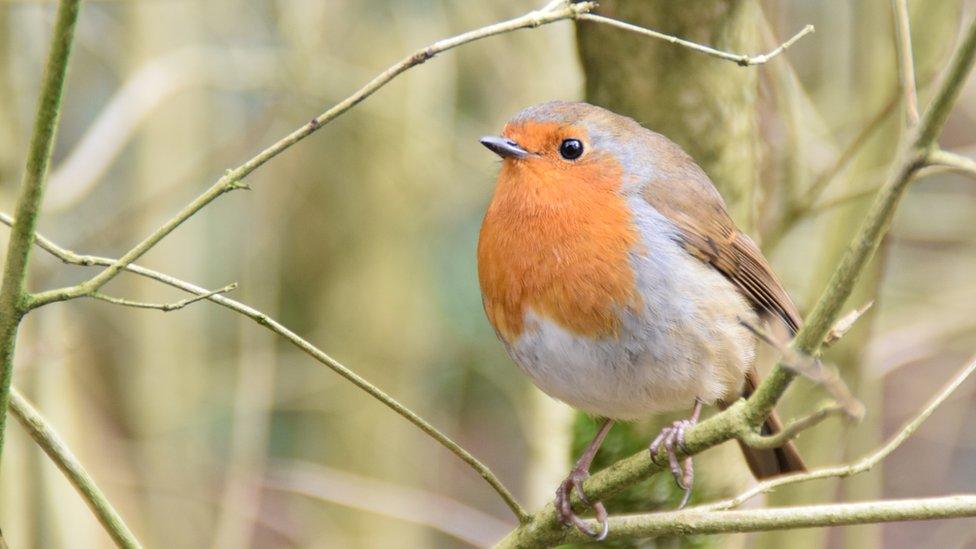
{"left": 25, "top": 0, "right": 597, "bottom": 311}
{"left": 890, "top": 0, "right": 920, "bottom": 126}
{"left": 9, "top": 388, "right": 142, "bottom": 548}
{"left": 0, "top": 0, "right": 81, "bottom": 465}
{"left": 518, "top": 496, "right": 976, "bottom": 546}
{"left": 737, "top": 402, "right": 847, "bottom": 450}
{"left": 703, "top": 353, "right": 976, "bottom": 512}
{"left": 926, "top": 149, "right": 976, "bottom": 178}
{"left": 0, "top": 213, "right": 530, "bottom": 523}
{"left": 577, "top": 14, "right": 814, "bottom": 67}
{"left": 90, "top": 283, "right": 237, "bottom": 312}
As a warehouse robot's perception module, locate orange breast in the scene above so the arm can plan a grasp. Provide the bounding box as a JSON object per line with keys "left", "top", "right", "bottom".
{"left": 477, "top": 153, "right": 641, "bottom": 343}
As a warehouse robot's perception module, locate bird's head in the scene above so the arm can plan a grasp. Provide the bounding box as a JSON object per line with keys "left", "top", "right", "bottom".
{"left": 480, "top": 101, "right": 661, "bottom": 199}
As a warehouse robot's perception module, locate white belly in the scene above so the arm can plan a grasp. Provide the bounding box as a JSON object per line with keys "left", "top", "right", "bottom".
{"left": 506, "top": 199, "right": 757, "bottom": 420}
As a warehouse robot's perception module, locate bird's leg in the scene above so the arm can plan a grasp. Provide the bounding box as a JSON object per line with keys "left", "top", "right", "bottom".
{"left": 649, "top": 398, "right": 703, "bottom": 509}
{"left": 555, "top": 417, "right": 613, "bottom": 540}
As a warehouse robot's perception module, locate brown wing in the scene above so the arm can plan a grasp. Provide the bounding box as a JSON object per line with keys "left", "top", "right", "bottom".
{"left": 640, "top": 140, "right": 802, "bottom": 334}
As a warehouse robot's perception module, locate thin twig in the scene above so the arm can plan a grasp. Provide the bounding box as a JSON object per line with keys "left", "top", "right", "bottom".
{"left": 9, "top": 388, "right": 142, "bottom": 548}
{"left": 891, "top": 0, "right": 920, "bottom": 126}
{"left": 703, "top": 354, "right": 976, "bottom": 511}
{"left": 89, "top": 283, "right": 237, "bottom": 312}
{"left": 0, "top": 213, "right": 530, "bottom": 523}
{"left": 0, "top": 0, "right": 82, "bottom": 465}
{"left": 926, "top": 149, "right": 976, "bottom": 178}
{"left": 737, "top": 402, "right": 847, "bottom": 450}
{"left": 542, "top": 496, "right": 976, "bottom": 546}
{"left": 577, "top": 14, "right": 813, "bottom": 67}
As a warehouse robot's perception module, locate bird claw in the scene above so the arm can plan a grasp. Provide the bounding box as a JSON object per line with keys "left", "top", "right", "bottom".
{"left": 555, "top": 467, "right": 609, "bottom": 540}
{"left": 649, "top": 417, "right": 697, "bottom": 509}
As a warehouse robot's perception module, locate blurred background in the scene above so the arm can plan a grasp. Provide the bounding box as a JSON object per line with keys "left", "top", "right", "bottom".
{"left": 0, "top": 0, "right": 975, "bottom": 547}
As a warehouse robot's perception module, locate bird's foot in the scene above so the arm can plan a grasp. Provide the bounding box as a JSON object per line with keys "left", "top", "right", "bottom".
{"left": 555, "top": 465, "right": 609, "bottom": 540}
{"left": 649, "top": 400, "right": 703, "bottom": 509}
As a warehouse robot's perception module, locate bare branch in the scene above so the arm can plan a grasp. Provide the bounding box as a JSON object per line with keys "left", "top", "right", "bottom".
{"left": 89, "top": 283, "right": 237, "bottom": 312}
{"left": 891, "top": 0, "right": 920, "bottom": 126}
{"left": 9, "top": 388, "right": 142, "bottom": 548}
{"left": 0, "top": 213, "right": 529, "bottom": 523}
{"left": 542, "top": 496, "right": 976, "bottom": 546}
{"left": 704, "top": 353, "right": 976, "bottom": 512}
{"left": 578, "top": 14, "right": 814, "bottom": 67}
{"left": 737, "top": 402, "right": 847, "bottom": 450}
{"left": 926, "top": 149, "right": 976, "bottom": 178}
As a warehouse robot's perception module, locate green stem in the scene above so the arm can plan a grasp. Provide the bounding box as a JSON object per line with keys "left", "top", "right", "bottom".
{"left": 0, "top": 0, "right": 81, "bottom": 465}
{"left": 9, "top": 389, "right": 142, "bottom": 548}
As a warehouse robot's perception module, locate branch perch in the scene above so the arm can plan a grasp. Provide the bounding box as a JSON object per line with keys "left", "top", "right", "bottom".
{"left": 90, "top": 283, "right": 237, "bottom": 312}
{"left": 703, "top": 353, "right": 976, "bottom": 512}
{"left": 578, "top": 15, "right": 813, "bottom": 66}
{"left": 544, "top": 496, "right": 976, "bottom": 545}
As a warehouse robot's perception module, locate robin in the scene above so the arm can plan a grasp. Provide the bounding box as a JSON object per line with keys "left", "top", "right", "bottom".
{"left": 477, "top": 101, "right": 805, "bottom": 539}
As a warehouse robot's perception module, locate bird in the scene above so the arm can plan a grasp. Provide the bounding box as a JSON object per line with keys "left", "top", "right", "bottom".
{"left": 476, "top": 101, "right": 806, "bottom": 539}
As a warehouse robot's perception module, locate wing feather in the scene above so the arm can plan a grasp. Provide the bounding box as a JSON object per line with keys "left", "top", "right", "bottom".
{"left": 639, "top": 143, "right": 801, "bottom": 334}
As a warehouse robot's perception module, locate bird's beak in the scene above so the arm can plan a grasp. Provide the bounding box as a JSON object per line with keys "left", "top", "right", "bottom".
{"left": 480, "top": 135, "right": 528, "bottom": 159}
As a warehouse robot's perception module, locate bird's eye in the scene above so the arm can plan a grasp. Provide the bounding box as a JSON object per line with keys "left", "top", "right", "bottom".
{"left": 558, "top": 139, "right": 584, "bottom": 160}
